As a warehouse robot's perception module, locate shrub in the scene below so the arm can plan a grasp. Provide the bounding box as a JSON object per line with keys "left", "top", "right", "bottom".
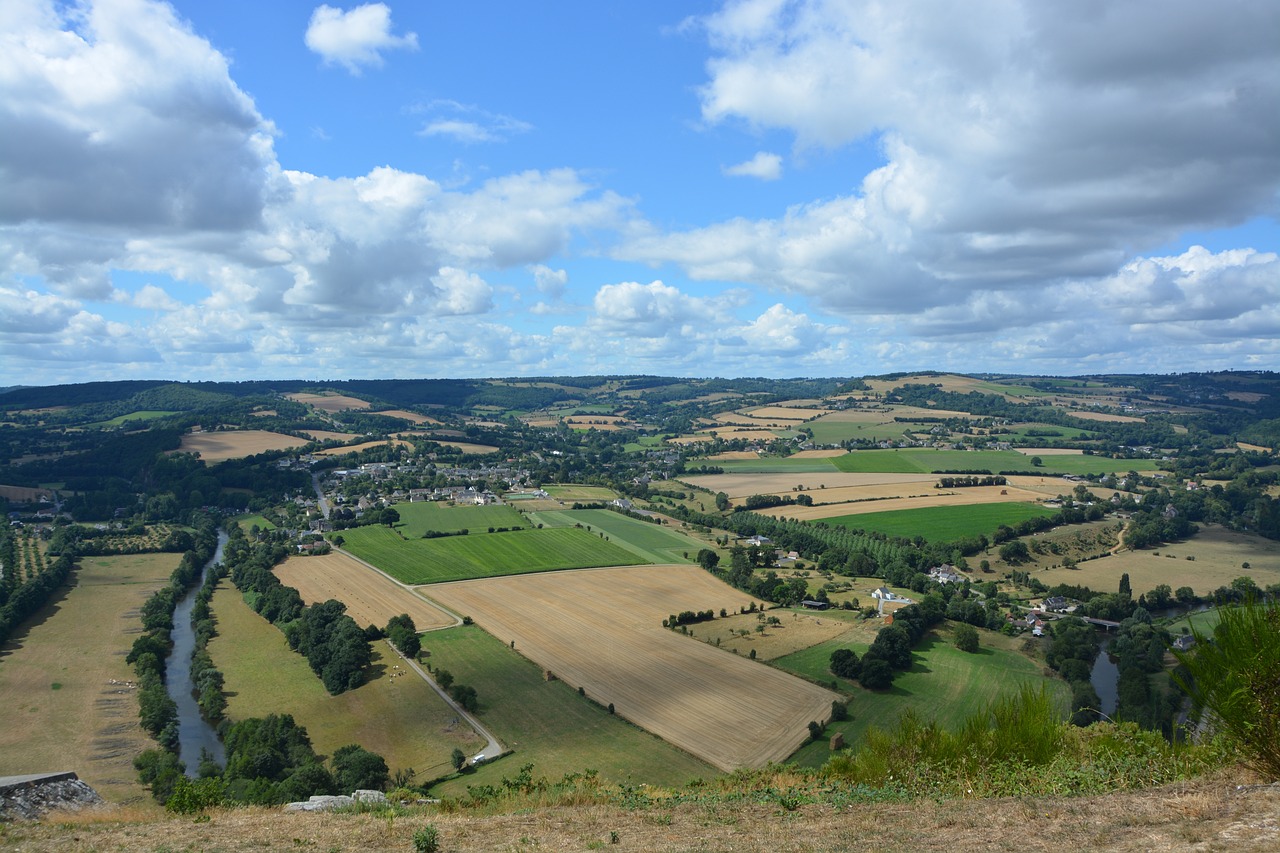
{"left": 412, "top": 825, "right": 440, "bottom": 853}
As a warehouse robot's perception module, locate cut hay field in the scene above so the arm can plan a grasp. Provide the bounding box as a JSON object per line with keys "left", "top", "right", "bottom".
{"left": 695, "top": 457, "right": 844, "bottom": 474}
{"left": 426, "top": 565, "right": 839, "bottom": 771}
{"left": 832, "top": 449, "right": 1164, "bottom": 476}
{"left": 284, "top": 392, "right": 370, "bottom": 412}
{"left": 376, "top": 409, "right": 440, "bottom": 424}
{"left": 423, "top": 625, "right": 715, "bottom": 796}
{"left": 823, "top": 502, "right": 1059, "bottom": 541}
{"left": 0, "top": 484, "right": 54, "bottom": 502}
{"left": 341, "top": 525, "right": 642, "bottom": 585}
{"left": 208, "top": 585, "right": 477, "bottom": 779}
{"left": 0, "top": 552, "right": 178, "bottom": 805}
{"left": 778, "top": 625, "right": 1070, "bottom": 768}
{"left": 681, "top": 471, "right": 935, "bottom": 500}
{"left": 392, "top": 502, "right": 528, "bottom": 537}
{"left": 526, "top": 509, "right": 709, "bottom": 564}
{"left": 543, "top": 484, "right": 618, "bottom": 501}
{"left": 315, "top": 438, "right": 415, "bottom": 456}
{"left": 1036, "top": 525, "right": 1280, "bottom": 596}
{"left": 274, "top": 552, "right": 455, "bottom": 630}
{"left": 301, "top": 430, "right": 355, "bottom": 442}
{"left": 752, "top": 483, "right": 1053, "bottom": 521}
{"left": 1067, "top": 411, "right": 1146, "bottom": 423}
{"left": 177, "top": 429, "right": 310, "bottom": 463}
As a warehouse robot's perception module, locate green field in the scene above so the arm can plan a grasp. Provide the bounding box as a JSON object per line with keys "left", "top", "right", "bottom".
{"left": 777, "top": 626, "right": 1070, "bottom": 768}
{"left": 423, "top": 625, "right": 715, "bottom": 796}
{"left": 543, "top": 484, "right": 619, "bottom": 501}
{"left": 824, "top": 502, "right": 1058, "bottom": 542}
{"left": 832, "top": 449, "right": 1164, "bottom": 476}
{"left": 340, "top": 525, "right": 644, "bottom": 584}
{"left": 232, "top": 512, "right": 276, "bottom": 531}
{"left": 527, "top": 509, "right": 709, "bottom": 564}
{"left": 806, "top": 418, "right": 913, "bottom": 445}
{"left": 392, "top": 501, "right": 528, "bottom": 536}
{"left": 89, "top": 410, "right": 178, "bottom": 427}
{"left": 697, "top": 457, "right": 842, "bottom": 474}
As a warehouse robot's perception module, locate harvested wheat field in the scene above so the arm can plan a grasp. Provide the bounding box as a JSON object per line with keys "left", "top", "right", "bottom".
{"left": 790, "top": 448, "right": 848, "bottom": 459}
{"left": 376, "top": 409, "right": 440, "bottom": 424}
{"left": 1067, "top": 410, "right": 1146, "bottom": 423}
{"left": 178, "top": 430, "right": 310, "bottom": 463}
{"left": 274, "top": 552, "right": 455, "bottom": 630}
{"left": 424, "top": 565, "right": 839, "bottom": 772}
{"left": 754, "top": 484, "right": 1051, "bottom": 521}
{"left": 315, "top": 439, "right": 415, "bottom": 457}
{"left": 284, "top": 392, "right": 370, "bottom": 413}
{"left": 300, "top": 429, "right": 355, "bottom": 442}
{"left": 682, "top": 471, "right": 937, "bottom": 499}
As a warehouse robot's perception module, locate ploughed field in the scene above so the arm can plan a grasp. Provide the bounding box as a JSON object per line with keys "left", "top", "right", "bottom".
{"left": 274, "top": 551, "right": 455, "bottom": 630}
{"left": 424, "top": 565, "right": 840, "bottom": 771}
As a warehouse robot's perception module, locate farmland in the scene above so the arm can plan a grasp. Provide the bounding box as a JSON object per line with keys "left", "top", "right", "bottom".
{"left": 391, "top": 502, "right": 528, "bottom": 537}
{"left": 423, "top": 624, "right": 715, "bottom": 795}
{"left": 527, "top": 508, "right": 711, "bottom": 563}
{"left": 274, "top": 551, "right": 455, "bottom": 630}
{"left": 426, "top": 565, "right": 840, "bottom": 771}
{"left": 1035, "top": 524, "right": 1280, "bottom": 596}
{"left": 176, "top": 429, "right": 310, "bottom": 463}
{"left": 822, "top": 501, "right": 1059, "bottom": 541}
{"left": 0, "top": 552, "right": 178, "bottom": 805}
{"left": 208, "top": 585, "right": 477, "bottom": 779}
{"left": 340, "top": 525, "right": 643, "bottom": 584}
{"left": 751, "top": 483, "right": 1055, "bottom": 522}
{"left": 283, "top": 392, "right": 370, "bottom": 412}
{"left": 831, "top": 449, "right": 1164, "bottom": 476}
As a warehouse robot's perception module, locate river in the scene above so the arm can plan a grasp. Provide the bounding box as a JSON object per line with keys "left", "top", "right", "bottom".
{"left": 168, "top": 530, "right": 228, "bottom": 775}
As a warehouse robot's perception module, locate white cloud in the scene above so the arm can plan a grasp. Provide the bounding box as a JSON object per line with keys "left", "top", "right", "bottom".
{"left": 530, "top": 264, "right": 568, "bottom": 299}
{"left": 723, "top": 151, "right": 782, "bottom": 180}
{"left": 305, "top": 3, "right": 418, "bottom": 74}
{"left": 416, "top": 101, "right": 533, "bottom": 144}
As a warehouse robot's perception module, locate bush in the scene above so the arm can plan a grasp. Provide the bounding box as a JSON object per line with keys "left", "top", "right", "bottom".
{"left": 412, "top": 825, "right": 440, "bottom": 853}
{"left": 954, "top": 624, "right": 980, "bottom": 653}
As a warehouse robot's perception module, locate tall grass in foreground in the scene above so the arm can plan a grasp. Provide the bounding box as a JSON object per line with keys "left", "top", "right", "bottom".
{"left": 822, "top": 686, "right": 1213, "bottom": 797}
{"left": 1173, "top": 597, "right": 1280, "bottom": 780}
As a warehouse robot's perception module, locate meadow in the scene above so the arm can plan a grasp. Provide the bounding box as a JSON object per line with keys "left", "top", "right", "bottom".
{"left": 832, "top": 449, "right": 1164, "bottom": 476}
{"left": 340, "top": 525, "right": 643, "bottom": 585}
{"left": 1035, "top": 524, "right": 1280, "bottom": 596}
{"left": 0, "top": 552, "right": 178, "bottom": 804}
{"left": 392, "top": 502, "right": 528, "bottom": 536}
{"left": 777, "top": 625, "right": 1071, "bottom": 768}
{"left": 823, "top": 502, "right": 1060, "bottom": 542}
{"left": 208, "top": 584, "right": 477, "bottom": 781}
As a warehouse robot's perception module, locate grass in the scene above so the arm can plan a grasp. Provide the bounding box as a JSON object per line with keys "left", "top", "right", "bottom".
{"left": 542, "top": 484, "right": 619, "bottom": 501}
{"left": 231, "top": 512, "right": 275, "bottom": 531}
{"left": 696, "top": 457, "right": 842, "bottom": 474}
{"left": 776, "top": 625, "right": 1071, "bottom": 768}
{"left": 822, "top": 502, "right": 1059, "bottom": 542}
{"left": 0, "top": 552, "right": 178, "bottom": 805}
{"left": 340, "top": 525, "right": 645, "bottom": 584}
{"left": 392, "top": 502, "right": 529, "bottom": 537}
{"left": 421, "top": 624, "right": 715, "bottom": 796}
{"left": 88, "top": 410, "right": 178, "bottom": 427}
{"left": 527, "top": 509, "right": 708, "bottom": 563}
{"left": 1036, "top": 524, "right": 1280, "bottom": 596}
{"left": 832, "top": 449, "right": 1164, "bottom": 476}
{"left": 208, "top": 584, "right": 477, "bottom": 780}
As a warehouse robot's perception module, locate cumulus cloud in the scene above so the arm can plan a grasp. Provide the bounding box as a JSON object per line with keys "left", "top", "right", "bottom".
{"left": 635, "top": 0, "right": 1280, "bottom": 322}
{"left": 530, "top": 264, "right": 568, "bottom": 299}
{"left": 305, "top": 3, "right": 418, "bottom": 74}
{"left": 723, "top": 151, "right": 782, "bottom": 180}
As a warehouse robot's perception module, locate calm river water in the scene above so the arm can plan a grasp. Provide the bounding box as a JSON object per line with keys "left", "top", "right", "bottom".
{"left": 168, "top": 530, "right": 227, "bottom": 775}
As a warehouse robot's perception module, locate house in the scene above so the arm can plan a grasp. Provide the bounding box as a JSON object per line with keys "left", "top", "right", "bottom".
{"left": 612, "top": 498, "right": 633, "bottom": 511}
{"left": 1041, "top": 595, "right": 1069, "bottom": 612}
{"left": 800, "top": 600, "right": 830, "bottom": 610}
{"left": 745, "top": 535, "right": 772, "bottom": 547}
{"left": 1172, "top": 635, "right": 1196, "bottom": 652}
{"left": 870, "top": 587, "right": 899, "bottom": 601}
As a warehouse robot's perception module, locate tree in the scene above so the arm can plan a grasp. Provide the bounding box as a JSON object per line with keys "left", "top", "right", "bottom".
{"left": 451, "top": 748, "right": 467, "bottom": 772}
{"left": 829, "top": 648, "right": 861, "bottom": 680}
{"left": 1030, "top": 456, "right": 1043, "bottom": 467}
{"left": 1118, "top": 572, "right": 1132, "bottom": 598}
{"left": 858, "top": 657, "right": 895, "bottom": 690}
{"left": 953, "top": 623, "right": 980, "bottom": 653}
{"left": 696, "top": 549, "right": 720, "bottom": 571}
{"left": 331, "top": 744, "right": 390, "bottom": 793}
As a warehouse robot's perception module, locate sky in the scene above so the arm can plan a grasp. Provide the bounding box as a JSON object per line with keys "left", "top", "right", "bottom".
{"left": 1, "top": 0, "right": 1278, "bottom": 387}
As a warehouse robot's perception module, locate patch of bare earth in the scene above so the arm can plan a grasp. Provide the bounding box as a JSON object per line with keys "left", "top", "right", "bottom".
{"left": 12, "top": 779, "right": 1279, "bottom": 852}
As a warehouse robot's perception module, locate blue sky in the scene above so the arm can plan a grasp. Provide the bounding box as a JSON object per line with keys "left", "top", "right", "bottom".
{"left": 1, "top": 0, "right": 1277, "bottom": 386}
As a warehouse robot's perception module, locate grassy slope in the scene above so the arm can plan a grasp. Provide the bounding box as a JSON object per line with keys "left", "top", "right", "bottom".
{"left": 823, "top": 501, "right": 1059, "bottom": 541}
{"left": 207, "top": 583, "right": 477, "bottom": 780}
{"left": 423, "top": 624, "right": 715, "bottom": 796}
{"left": 528, "top": 509, "right": 709, "bottom": 564}
{"left": 340, "top": 525, "right": 644, "bottom": 584}
{"left": 777, "top": 624, "right": 1071, "bottom": 768}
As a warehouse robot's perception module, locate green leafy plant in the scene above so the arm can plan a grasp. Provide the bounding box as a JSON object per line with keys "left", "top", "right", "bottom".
{"left": 411, "top": 824, "right": 439, "bottom": 853}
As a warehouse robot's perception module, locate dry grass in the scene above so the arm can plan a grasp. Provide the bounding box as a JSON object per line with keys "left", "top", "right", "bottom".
{"left": 753, "top": 485, "right": 1052, "bottom": 521}
{"left": 790, "top": 449, "right": 847, "bottom": 459}
{"left": 0, "top": 484, "right": 55, "bottom": 501}
{"left": 376, "top": 409, "right": 440, "bottom": 424}
{"left": 177, "top": 430, "right": 310, "bottom": 463}
{"left": 696, "top": 610, "right": 874, "bottom": 660}
{"left": 0, "top": 553, "right": 178, "bottom": 805}
{"left": 682, "top": 471, "right": 937, "bottom": 499}
{"left": 300, "top": 429, "right": 355, "bottom": 442}
{"left": 425, "top": 565, "right": 840, "bottom": 771}
{"left": 284, "top": 392, "right": 370, "bottom": 413}
{"left": 8, "top": 777, "right": 1278, "bottom": 852}
{"left": 315, "top": 438, "right": 416, "bottom": 456}
{"left": 274, "top": 552, "right": 455, "bottom": 630}
{"left": 1067, "top": 411, "right": 1146, "bottom": 423}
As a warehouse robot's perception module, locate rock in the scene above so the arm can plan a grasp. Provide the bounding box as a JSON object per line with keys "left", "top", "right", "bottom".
{"left": 352, "top": 789, "right": 386, "bottom": 804}
{"left": 0, "top": 772, "right": 106, "bottom": 820}
{"left": 283, "top": 794, "right": 354, "bottom": 812}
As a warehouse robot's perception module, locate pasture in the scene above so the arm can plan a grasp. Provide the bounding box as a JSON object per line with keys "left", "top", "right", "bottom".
{"left": 832, "top": 449, "right": 1164, "bottom": 476}
{"left": 340, "top": 525, "right": 642, "bottom": 585}
{"left": 680, "top": 471, "right": 936, "bottom": 501}
{"left": 177, "top": 429, "right": 310, "bottom": 463}
{"left": 274, "top": 552, "right": 455, "bottom": 630}
{"left": 1035, "top": 525, "right": 1280, "bottom": 596}
{"left": 392, "top": 502, "right": 528, "bottom": 537}
{"left": 208, "top": 586, "right": 476, "bottom": 780}
{"left": 542, "top": 484, "right": 618, "bottom": 502}
{"left": 752, "top": 483, "right": 1054, "bottom": 522}
{"left": 823, "top": 502, "right": 1059, "bottom": 542}
{"left": 423, "top": 625, "right": 715, "bottom": 796}
{"left": 426, "top": 565, "right": 839, "bottom": 772}
{"left": 777, "top": 625, "right": 1070, "bottom": 768}
{"left": 527, "top": 509, "right": 709, "bottom": 563}
{"left": 0, "top": 552, "right": 178, "bottom": 804}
